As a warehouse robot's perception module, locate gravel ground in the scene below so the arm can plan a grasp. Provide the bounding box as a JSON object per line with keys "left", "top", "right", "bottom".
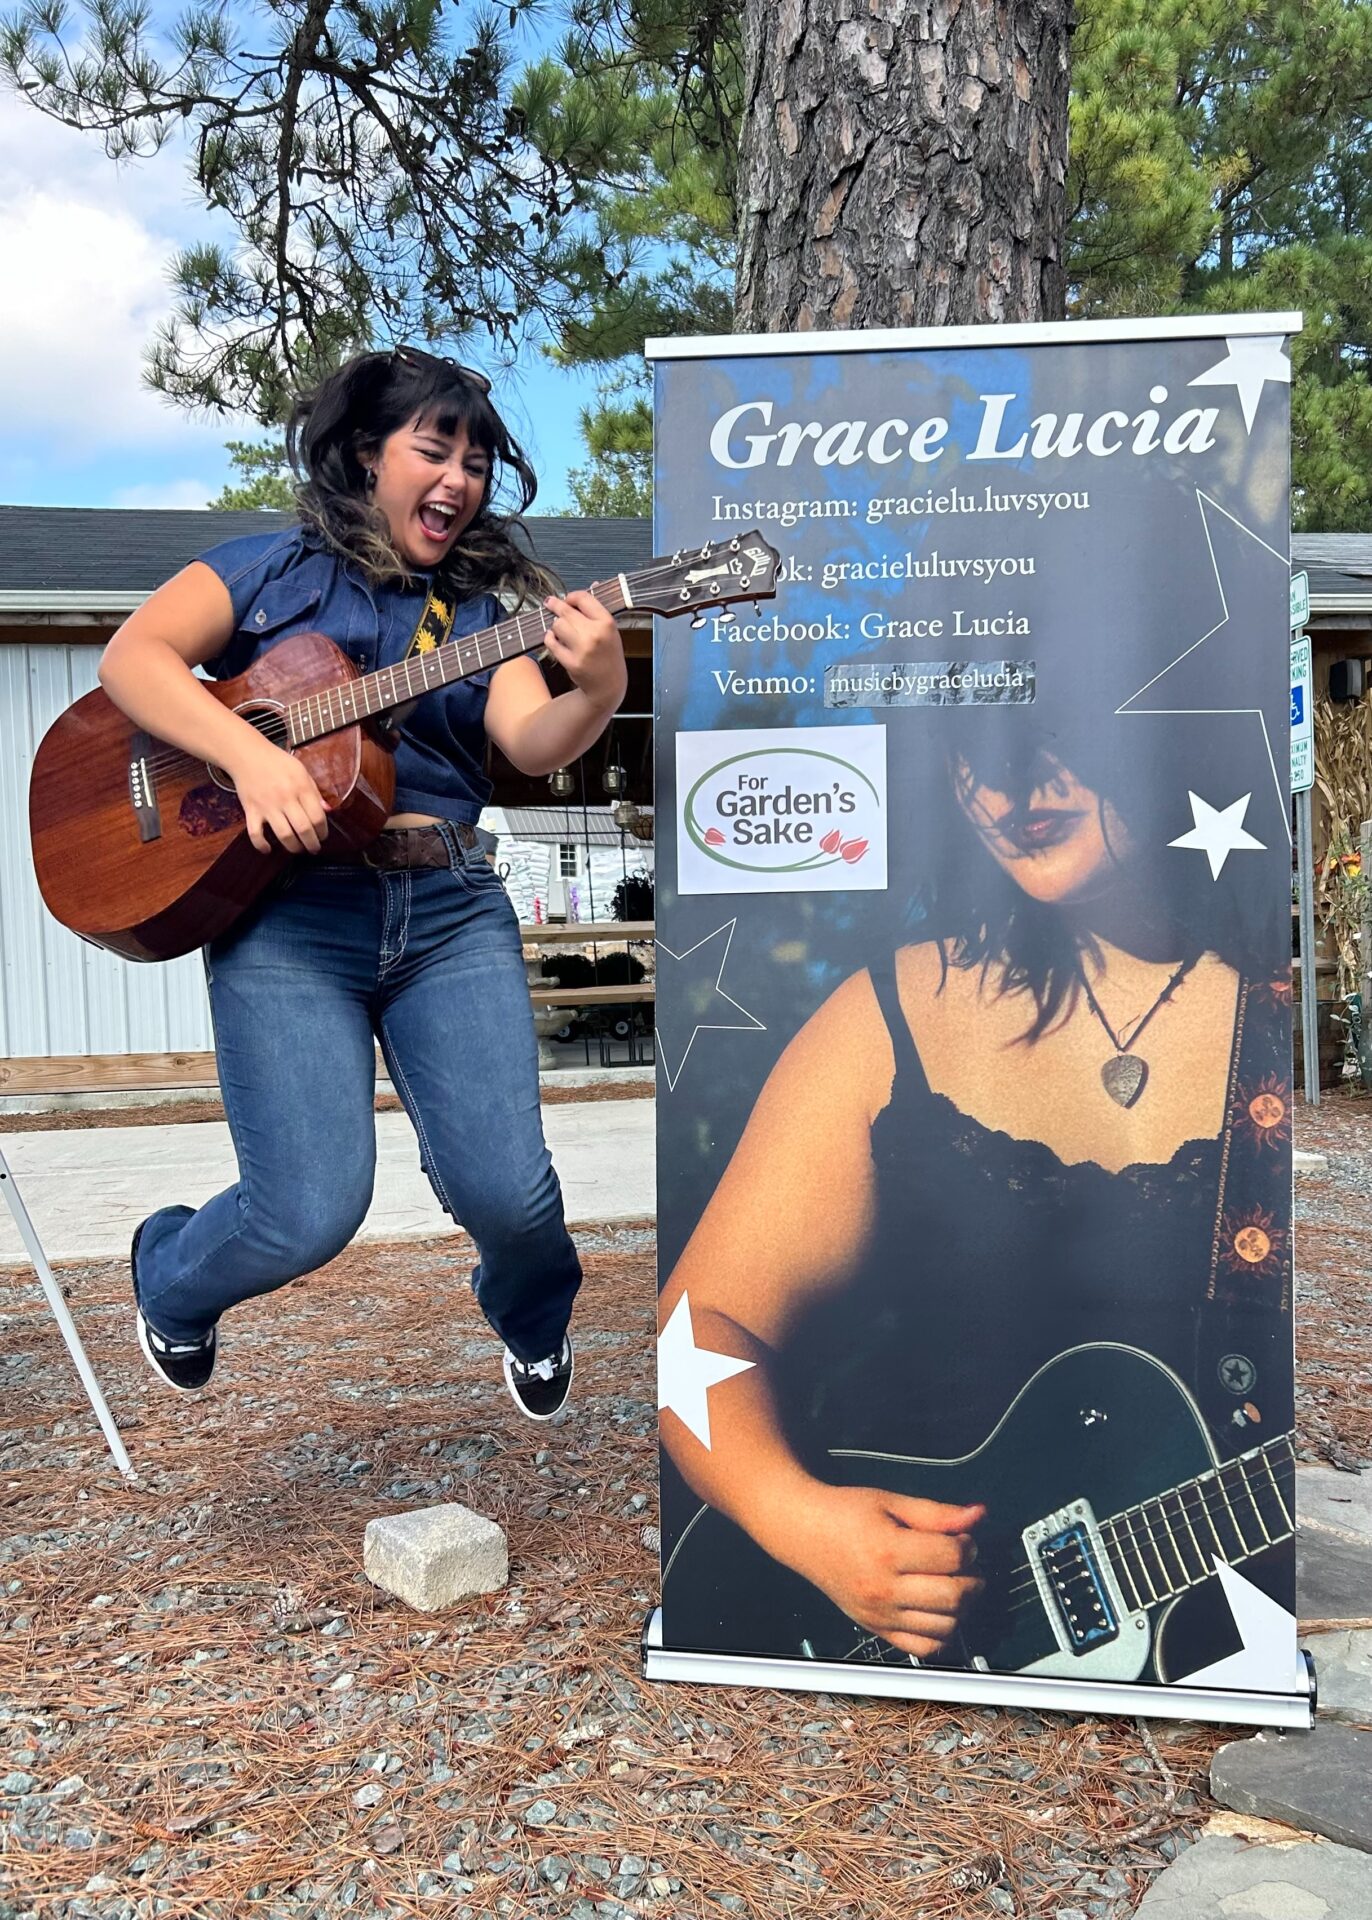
{"left": 0, "top": 1097, "right": 1367, "bottom": 1920}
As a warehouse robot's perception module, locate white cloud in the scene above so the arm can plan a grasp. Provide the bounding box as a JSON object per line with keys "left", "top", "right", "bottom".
{"left": 0, "top": 98, "right": 249, "bottom": 462}
{"left": 0, "top": 88, "right": 206, "bottom": 228}
{"left": 0, "top": 88, "right": 594, "bottom": 508}
{"left": 0, "top": 189, "right": 182, "bottom": 441}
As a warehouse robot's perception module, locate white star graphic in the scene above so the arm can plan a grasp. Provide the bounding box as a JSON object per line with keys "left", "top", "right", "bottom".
{"left": 654, "top": 918, "right": 765, "bottom": 1092}
{"left": 657, "top": 1292, "right": 755, "bottom": 1450}
{"left": 1169, "top": 1561, "right": 1303, "bottom": 1695}
{"left": 1188, "top": 335, "right": 1291, "bottom": 433}
{"left": 1169, "top": 790, "right": 1267, "bottom": 880}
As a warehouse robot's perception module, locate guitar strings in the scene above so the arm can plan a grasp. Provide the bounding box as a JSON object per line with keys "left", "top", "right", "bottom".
{"left": 878, "top": 1440, "right": 1297, "bottom": 1628}
{"left": 843, "top": 1506, "right": 1300, "bottom": 1664}
{"left": 994, "top": 1456, "right": 1296, "bottom": 1602}
{"left": 1001, "top": 1507, "right": 1297, "bottom": 1611}
{"left": 988, "top": 1467, "right": 1296, "bottom": 1621}
{"left": 989, "top": 1517, "right": 1297, "bottom": 1637}
{"left": 124, "top": 553, "right": 709, "bottom": 782}
{"left": 858, "top": 1496, "right": 1297, "bottom": 1654}
{"left": 130, "top": 631, "right": 517, "bottom": 781}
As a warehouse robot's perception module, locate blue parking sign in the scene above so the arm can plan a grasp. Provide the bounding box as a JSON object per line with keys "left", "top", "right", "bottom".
{"left": 1292, "top": 633, "right": 1314, "bottom": 792}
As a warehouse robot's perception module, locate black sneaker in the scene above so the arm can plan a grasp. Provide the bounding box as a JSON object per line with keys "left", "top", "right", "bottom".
{"left": 502, "top": 1336, "right": 574, "bottom": 1421}
{"left": 132, "top": 1223, "right": 217, "bottom": 1394}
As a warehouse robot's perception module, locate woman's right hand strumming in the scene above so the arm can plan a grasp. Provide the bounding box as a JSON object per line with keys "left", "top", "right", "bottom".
{"left": 223, "top": 731, "right": 331, "bottom": 856}
{"left": 98, "top": 559, "right": 330, "bottom": 857}
{"left": 768, "top": 1482, "right": 984, "bottom": 1659}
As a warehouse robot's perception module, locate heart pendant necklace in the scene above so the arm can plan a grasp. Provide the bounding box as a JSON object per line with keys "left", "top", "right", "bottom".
{"left": 1077, "top": 953, "right": 1199, "bottom": 1108}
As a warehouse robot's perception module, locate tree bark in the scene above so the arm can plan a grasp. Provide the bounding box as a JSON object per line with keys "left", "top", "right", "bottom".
{"left": 735, "top": 0, "right": 1073, "bottom": 333}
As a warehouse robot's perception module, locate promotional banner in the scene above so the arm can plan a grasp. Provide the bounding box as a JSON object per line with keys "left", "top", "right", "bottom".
{"left": 646, "top": 316, "right": 1311, "bottom": 1727}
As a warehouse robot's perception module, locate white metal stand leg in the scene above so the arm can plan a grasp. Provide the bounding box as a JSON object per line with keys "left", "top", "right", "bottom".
{"left": 0, "top": 1145, "right": 138, "bottom": 1482}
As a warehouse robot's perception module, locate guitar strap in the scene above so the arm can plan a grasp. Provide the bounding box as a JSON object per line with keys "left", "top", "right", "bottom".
{"left": 406, "top": 580, "right": 458, "bottom": 658}
{"left": 372, "top": 581, "right": 459, "bottom": 737}
{"left": 1196, "top": 978, "right": 1295, "bottom": 1455}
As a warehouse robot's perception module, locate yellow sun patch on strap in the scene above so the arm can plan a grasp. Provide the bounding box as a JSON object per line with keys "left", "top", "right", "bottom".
{"left": 408, "top": 586, "right": 456, "bottom": 657}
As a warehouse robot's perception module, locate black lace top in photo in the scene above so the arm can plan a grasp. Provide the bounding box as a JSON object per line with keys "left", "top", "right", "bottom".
{"left": 778, "top": 952, "right": 1292, "bottom": 1466}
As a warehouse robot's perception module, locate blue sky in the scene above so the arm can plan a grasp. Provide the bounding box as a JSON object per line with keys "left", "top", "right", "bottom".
{"left": 0, "top": 11, "right": 608, "bottom": 514}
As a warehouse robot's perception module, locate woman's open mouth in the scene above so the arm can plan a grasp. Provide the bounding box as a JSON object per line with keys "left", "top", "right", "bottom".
{"left": 417, "top": 502, "right": 459, "bottom": 541}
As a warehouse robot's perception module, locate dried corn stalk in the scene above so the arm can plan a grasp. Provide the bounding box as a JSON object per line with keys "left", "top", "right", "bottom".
{"left": 1313, "top": 693, "right": 1372, "bottom": 995}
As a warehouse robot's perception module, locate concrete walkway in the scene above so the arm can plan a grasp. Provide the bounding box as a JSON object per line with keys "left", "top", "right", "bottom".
{"left": 0, "top": 1099, "right": 655, "bottom": 1265}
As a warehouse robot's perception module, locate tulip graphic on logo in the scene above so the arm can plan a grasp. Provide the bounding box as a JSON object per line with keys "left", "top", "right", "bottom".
{"left": 681, "top": 741, "right": 883, "bottom": 883}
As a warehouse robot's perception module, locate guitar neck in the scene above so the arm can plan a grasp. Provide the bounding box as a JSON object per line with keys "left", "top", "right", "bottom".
{"left": 281, "top": 575, "right": 631, "bottom": 746}
{"left": 1099, "top": 1433, "right": 1295, "bottom": 1611}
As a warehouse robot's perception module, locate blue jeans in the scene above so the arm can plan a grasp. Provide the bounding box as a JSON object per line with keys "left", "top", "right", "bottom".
{"left": 133, "top": 825, "right": 581, "bottom": 1364}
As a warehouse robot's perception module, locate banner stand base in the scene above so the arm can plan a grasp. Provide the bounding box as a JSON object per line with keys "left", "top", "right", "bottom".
{"left": 642, "top": 1609, "right": 1314, "bottom": 1731}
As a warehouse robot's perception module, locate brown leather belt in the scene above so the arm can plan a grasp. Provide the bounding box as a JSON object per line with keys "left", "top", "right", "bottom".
{"left": 335, "top": 822, "right": 478, "bottom": 870}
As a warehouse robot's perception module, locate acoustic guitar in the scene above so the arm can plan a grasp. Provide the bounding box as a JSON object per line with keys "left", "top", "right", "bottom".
{"left": 30, "top": 533, "right": 780, "bottom": 962}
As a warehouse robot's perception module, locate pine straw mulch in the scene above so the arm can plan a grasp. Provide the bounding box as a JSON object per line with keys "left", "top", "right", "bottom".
{"left": 1, "top": 1093, "right": 1368, "bottom": 1920}
{"left": 0, "top": 1079, "right": 653, "bottom": 1134}
{"left": 3, "top": 1235, "right": 1225, "bottom": 1920}
{"left": 1292, "top": 1088, "right": 1372, "bottom": 1468}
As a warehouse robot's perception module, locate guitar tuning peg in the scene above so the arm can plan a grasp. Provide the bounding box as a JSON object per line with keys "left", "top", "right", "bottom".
{"left": 752, "top": 601, "right": 763, "bottom": 617}
{"left": 690, "top": 611, "right": 706, "bottom": 630}
{"left": 716, "top": 609, "right": 736, "bottom": 625}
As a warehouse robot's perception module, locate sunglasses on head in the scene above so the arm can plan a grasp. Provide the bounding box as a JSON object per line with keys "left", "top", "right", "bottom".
{"left": 391, "top": 345, "right": 492, "bottom": 395}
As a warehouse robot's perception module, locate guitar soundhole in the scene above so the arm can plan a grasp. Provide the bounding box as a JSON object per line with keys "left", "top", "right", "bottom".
{"left": 207, "top": 703, "right": 291, "bottom": 790}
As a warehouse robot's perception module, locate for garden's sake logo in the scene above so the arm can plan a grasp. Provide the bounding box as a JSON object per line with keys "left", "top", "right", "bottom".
{"left": 676, "top": 725, "right": 888, "bottom": 896}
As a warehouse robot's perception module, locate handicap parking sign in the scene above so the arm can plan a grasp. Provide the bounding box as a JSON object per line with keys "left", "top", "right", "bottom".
{"left": 1291, "top": 633, "right": 1313, "bottom": 793}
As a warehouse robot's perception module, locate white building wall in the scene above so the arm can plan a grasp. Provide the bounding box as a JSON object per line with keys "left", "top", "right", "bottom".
{"left": 0, "top": 642, "right": 214, "bottom": 1059}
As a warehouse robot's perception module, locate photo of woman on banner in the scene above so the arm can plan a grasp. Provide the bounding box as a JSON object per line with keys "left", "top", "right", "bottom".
{"left": 658, "top": 701, "right": 1294, "bottom": 1685}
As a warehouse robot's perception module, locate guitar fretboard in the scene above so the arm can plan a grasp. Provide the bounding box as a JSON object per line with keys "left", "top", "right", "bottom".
{"left": 1099, "top": 1434, "right": 1295, "bottom": 1614}
{"left": 283, "top": 576, "right": 627, "bottom": 746}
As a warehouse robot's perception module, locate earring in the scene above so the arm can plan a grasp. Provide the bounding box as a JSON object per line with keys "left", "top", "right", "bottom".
{"left": 364, "top": 467, "right": 376, "bottom": 493}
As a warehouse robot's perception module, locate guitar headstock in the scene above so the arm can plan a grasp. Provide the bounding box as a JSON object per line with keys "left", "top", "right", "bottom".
{"left": 628, "top": 531, "right": 781, "bottom": 623}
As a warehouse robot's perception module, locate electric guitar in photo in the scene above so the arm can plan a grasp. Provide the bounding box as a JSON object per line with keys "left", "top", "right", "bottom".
{"left": 663, "top": 1342, "right": 1296, "bottom": 1686}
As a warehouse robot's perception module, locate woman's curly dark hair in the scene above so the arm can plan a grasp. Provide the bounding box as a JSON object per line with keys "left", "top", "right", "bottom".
{"left": 905, "top": 708, "right": 1281, "bottom": 1042}
{"left": 285, "top": 350, "right": 559, "bottom": 607}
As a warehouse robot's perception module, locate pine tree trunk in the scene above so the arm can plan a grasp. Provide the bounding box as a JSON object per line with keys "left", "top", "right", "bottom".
{"left": 736, "top": 0, "right": 1073, "bottom": 333}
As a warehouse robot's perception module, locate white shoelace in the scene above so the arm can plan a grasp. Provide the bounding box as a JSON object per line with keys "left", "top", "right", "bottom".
{"left": 513, "top": 1348, "right": 561, "bottom": 1381}
{"left": 148, "top": 1325, "right": 212, "bottom": 1356}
